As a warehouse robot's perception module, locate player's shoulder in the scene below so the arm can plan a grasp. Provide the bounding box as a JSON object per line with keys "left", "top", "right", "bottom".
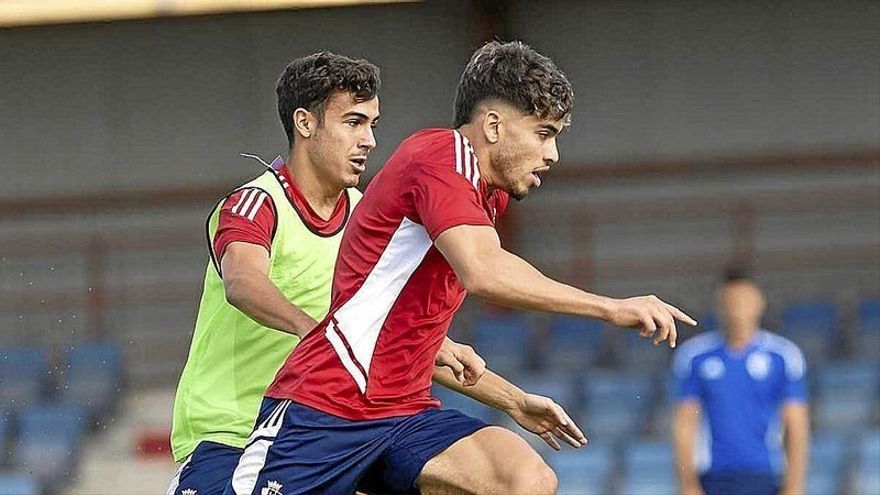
{"left": 673, "top": 332, "right": 724, "bottom": 375}
{"left": 756, "top": 330, "right": 807, "bottom": 375}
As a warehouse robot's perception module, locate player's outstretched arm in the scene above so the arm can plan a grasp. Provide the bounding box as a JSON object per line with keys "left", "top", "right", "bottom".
{"left": 221, "top": 242, "right": 319, "bottom": 338}
{"left": 433, "top": 364, "right": 586, "bottom": 450}
{"left": 435, "top": 225, "right": 696, "bottom": 347}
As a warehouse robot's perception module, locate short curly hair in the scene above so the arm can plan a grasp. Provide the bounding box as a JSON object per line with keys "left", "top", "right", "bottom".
{"left": 276, "top": 52, "right": 380, "bottom": 148}
{"left": 453, "top": 41, "right": 573, "bottom": 128}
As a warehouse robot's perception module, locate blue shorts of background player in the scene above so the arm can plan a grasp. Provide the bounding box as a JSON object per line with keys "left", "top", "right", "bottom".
{"left": 223, "top": 398, "right": 489, "bottom": 495}
{"left": 167, "top": 441, "right": 242, "bottom": 495}
{"left": 700, "top": 472, "right": 780, "bottom": 495}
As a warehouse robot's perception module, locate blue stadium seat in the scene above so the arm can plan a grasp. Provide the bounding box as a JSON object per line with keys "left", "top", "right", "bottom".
{"left": 816, "top": 360, "right": 880, "bottom": 400}
{"left": 550, "top": 445, "right": 614, "bottom": 495}
{"left": 0, "top": 347, "right": 49, "bottom": 411}
{"left": 857, "top": 298, "right": 880, "bottom": 360}
{"left": 431, "top": 385, "right": 498, "bottom": 424}
{"left": 780, "top": 301, "right": 838, "bottom": 363}
{"left": 859, "top": 298, "right": 880, "bottom": 332}
{"left": 581, "top": 373, "right": 653, "bottom": 441}
{"left": 699, "top": 313, "right": 721, "bottom": 332}
{"left": 59, "top": 342, "right": 122, "bottom": 418}
{"left": 13, "top": 405, "right": 85, "bottom": 484}
{"left": 472, "top": 311, "right": 531, "bottom": 373}
{"left": 620, "top": 441, "right": 676, "bottom": 495}
{"left": 544, "top": 316, "right": 606, "bottom": 371}
{"left": 805, "top": 434, "right": 846, "bottom": 495}
{"left": 617, "top": 331, "right": 674, "bottom": 371}
{"left": 855, "top": 429, "right": 880, "bottom": 495}
{"left": 0, "top": 413, "right": 7, "bottom": 464}
{"left": 0, "top": 473, "right": 39, "bottom": 495}
{"left": 814, "top": 396, "right": 876, "bottom": 433}
{"left": 514, "top": 373, "right": 580, "bottom": 412}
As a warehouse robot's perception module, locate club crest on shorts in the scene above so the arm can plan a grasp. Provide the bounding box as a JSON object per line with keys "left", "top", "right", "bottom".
{"left": 181, "top": 490, "right": 197, "bottom": 495}
{"left": 261, "top": 480, "right": 284, "bottom": 495}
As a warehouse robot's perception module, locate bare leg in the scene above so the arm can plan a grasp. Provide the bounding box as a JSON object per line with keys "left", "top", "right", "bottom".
{"left": 416, "top": 426, "right": 557, "bottom": 495}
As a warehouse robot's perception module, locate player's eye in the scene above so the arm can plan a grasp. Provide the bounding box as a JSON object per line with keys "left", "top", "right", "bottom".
{"left": 345, "top": 120, "right": 359, "bottom": 127}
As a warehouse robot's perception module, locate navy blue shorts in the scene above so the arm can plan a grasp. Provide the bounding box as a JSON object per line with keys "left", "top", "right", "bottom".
{"left": 223, "top": 398, "right": 489, "bottom": 495}
{"left": 168, "top": 441, "right": 243, "bottom": 495}
{"left": 700, "top": 472, "right": 780, "bottom": 495}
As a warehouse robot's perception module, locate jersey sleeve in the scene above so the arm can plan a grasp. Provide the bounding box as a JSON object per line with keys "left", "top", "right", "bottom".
{"left": 213, "top": 188, "right": 277, "bottom": 263}
{"left": 406, "top": 164, "right": 494, "bottom": 240}
{"left": 781, "top": 345, "right": 808, "bottom": 403}
{"left": 672, "top": 352, "right": 702, "bottom": 402}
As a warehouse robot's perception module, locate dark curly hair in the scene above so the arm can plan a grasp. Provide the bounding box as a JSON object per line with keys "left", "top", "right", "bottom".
{"left": 453, "top": 41, "right": 573, "bottom": 128}
{"left": 276, "top": 52, "right": 380, "bottom": 148}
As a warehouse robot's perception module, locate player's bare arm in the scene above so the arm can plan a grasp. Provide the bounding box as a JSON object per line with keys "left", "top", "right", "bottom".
{"left": 435, "top": 224, "right": 697, "bottom": 347}
{"left": 433, "top": 364, "right": 586, "bottom": 450}
{"left": 221, "top": 242, "right": 320, "bottom": 338}
{"left": 780, "top": 402, "right": 810, "bottom": 495}
{"left": 673, "top": 399, "right": 705, "bottom": 495}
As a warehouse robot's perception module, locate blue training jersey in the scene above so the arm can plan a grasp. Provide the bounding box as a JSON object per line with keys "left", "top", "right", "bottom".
{"left": 672, "top": 330, "right": 807, "bottom": 475}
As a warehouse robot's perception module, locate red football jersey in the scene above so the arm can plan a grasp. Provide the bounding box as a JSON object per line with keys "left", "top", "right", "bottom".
{"left": 266, "top": 128, "right": 509, "bottom": 419}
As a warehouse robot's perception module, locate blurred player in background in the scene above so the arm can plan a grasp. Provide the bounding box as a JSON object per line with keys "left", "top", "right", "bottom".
{"left": 672, "top": 269, "right": 810, "bottom": 495}
{"left": 169, "top": 51, "right": 583, "bottom": 495}
{"left": 228, "top": 41, "right": 696, "bottom": 495}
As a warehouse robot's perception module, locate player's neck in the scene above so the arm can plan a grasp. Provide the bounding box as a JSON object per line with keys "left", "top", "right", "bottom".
{"left": 285, "top": 151, "right": 343, "bottom": 218}
{"left": 725, "top": 327, "right": 757, "bottom": 350}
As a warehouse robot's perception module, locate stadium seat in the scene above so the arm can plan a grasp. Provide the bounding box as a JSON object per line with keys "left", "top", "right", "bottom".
{"left": 581, "top": 373, "right": 653, "bottom": 442}
{"left": 780, "top": 301, "right": 838, "bottom": 363}
{"left": 619, "top": 441, "right": 676, "bottom": 495}
{"left": 544, "top": 316, "right": 606, "bottom": 371}
{"left": 59, "top": 342, "right": 122, "bottom": 419}
{"left": 816, "top": 360, "right": 880, "bottom": 400}
{"left": 514, "top": 373, "right": 580, "bottom": 412}
{"left": 814, "top": 396, "right": 876, "bottom": 433}
{"left": 805, "top": 434, "right": 846, "bottom": 495}
{"left": 0, "top": 347, "right": 49, "bottom": 411}
{"left": 12, "top": 405, "right": 85, "bottom": 484}
{"left": 472, "top": 311, "right": 531, "bottom": 373}
{"left": 0, "top": 473, "right": 39, "bottom": 495}
{"left": 550, "top": 444, "right": 614, "bottom": 495}
{"left": 617, "top": 331, "right": 673, "bottom": 371}
{"left": 431, "top": 385, "right": 498, "bottom": 424}
{"left": 855, "top": 430, "right": 880, "bottom": 495}
{"left": 857, "top": 298, "right": 880, "bottom": 360}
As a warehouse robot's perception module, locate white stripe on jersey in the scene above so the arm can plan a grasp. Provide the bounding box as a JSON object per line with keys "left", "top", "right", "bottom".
{"left": 469, "top": 144, "right": 481, "bottom": 187}
{"left": 231, "top": 188, "right": 255, "bottom": 215}
{"left": 331, "top": 217, "right": 433, "bottom": 393}
{"left": 453, "top": 130, "right": 481, "bottom": 190}
{"left": 236, "top": 189, "right": 259, "bottom": 218}
{"left": 463, "top": 139, "right": 473, "bottom": 182}
{"left": 245, "top": 192, "right": 268, "bottom": 221}
{"left": 453, "top": 130, "right": 463, "bottom": 176}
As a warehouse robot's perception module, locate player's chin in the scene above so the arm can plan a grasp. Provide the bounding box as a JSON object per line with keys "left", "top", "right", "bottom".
{"left": 342, "top": 172, "right": 362, "bottom": 188}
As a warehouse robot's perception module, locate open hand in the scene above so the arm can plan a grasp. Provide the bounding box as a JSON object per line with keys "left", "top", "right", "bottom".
{"left": 505, "top": 393, "right": 587, "bottom": 450}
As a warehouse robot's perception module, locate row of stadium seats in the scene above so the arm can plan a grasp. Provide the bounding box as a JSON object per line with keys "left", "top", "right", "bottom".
{"left": 0, "top": 343, "right": 121, "bottom": 493}
{"left": 433, "top": 357, "right": 880, "bottom": 442}
{"left": 464, "top": 297, "right": 880, "bottom": 374}
{"left": 540, "top": 430, "right": 880, "bottom": 495}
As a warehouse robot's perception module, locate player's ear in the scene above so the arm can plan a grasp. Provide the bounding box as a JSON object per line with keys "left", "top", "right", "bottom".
{"left": 482, "top": 110, "right": 501, "bottom": 144}
{"left": 293, "top": 108, "right": 314, "bottom": 139}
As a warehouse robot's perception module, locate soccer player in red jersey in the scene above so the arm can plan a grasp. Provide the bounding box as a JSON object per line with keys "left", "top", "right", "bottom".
{"left": 226, "top": 42, "right": 697, "bottom": 495}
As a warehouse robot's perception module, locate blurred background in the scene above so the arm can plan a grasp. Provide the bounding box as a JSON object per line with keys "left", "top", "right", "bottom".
{"left": 0, "top": 0, "right": 878, "bottom": 493}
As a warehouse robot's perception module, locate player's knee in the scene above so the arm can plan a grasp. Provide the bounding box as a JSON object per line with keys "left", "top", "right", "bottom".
{"left": 500, "top": 458, "right": 557, "bottom": 495}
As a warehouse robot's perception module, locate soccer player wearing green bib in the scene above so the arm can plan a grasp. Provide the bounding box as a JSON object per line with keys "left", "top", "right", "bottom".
{"left": 168, "top": 52, "right": 584, "bottom": 495}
